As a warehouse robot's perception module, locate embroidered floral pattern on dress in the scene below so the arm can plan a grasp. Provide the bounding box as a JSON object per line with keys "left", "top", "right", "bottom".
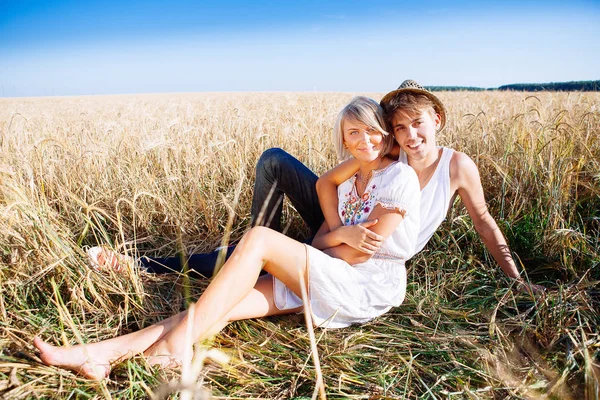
{"left": 340, "top": 181, "right": 377, "bottom": 225}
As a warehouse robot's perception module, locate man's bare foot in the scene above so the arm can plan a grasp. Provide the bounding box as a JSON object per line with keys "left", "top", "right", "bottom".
{"left": 34, "top": 337, "right": 111, "bottom": 381}
{"left": 97, "top": 250, "right": 122, "bottom": 271}
{"left": 86, "top": 246, "right": 141, "bottom": 272}
{"left": 86, "top": 246, "right": 122, "bottom": 271}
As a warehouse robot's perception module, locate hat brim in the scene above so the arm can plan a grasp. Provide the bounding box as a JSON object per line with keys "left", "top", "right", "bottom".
{"left": 380, "top": 88, "right": 447, "bottom": 131}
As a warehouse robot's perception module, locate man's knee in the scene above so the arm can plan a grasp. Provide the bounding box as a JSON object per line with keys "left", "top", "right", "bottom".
{"left": 256, "top": 148, "right": 290, "bottom": 179}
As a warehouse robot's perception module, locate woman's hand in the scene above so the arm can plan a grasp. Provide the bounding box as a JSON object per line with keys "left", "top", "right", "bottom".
{"left": 335, "top": 220, "right": 384, "bottom": 254}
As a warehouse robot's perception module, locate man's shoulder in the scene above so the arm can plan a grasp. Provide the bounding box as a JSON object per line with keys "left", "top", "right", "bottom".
{"left": 448, "top": 149, "right": 477, "bottom": 170}
{"left": 447, "top": 149, "right": 481, "bottom": 186}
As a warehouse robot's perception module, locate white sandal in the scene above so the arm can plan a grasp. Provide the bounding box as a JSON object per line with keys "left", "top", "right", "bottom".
{"left": 86, "top": 246, "right": 140, "bottom": 272}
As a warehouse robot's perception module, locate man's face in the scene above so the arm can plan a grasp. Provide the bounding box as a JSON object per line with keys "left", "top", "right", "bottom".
{"left": 390, "top": 109, "right": 440, "bottom": 161}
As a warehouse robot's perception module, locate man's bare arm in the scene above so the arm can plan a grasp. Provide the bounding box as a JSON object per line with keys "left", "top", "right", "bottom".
{"left": 453, "top": 152, "right": 521, "bottom": 278}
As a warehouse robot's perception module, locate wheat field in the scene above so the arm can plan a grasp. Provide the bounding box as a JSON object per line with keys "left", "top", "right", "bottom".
{"left": 0, "top": 91, "right": 598, "bottom": 399}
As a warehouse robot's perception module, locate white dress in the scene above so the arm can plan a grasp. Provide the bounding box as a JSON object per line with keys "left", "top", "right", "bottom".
{"left": 273, "top": 161, "right": 421, "bottom": 328}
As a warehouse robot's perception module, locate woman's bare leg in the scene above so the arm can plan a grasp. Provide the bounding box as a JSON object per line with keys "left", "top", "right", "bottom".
{"left": 144, "top": 272, "right": 302, "bottom": 366}
{"left": 144, "top": 226, "right": 309, "bottom": 364}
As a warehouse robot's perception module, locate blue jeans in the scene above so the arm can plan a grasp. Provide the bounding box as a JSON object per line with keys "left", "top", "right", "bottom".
{"left": 140, "top": 148, "right": 324, "bottom": 277}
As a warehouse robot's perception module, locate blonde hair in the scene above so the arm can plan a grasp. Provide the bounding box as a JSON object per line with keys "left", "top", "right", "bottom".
{"left": 332, "top": 96, "right": 394, "bottom": 161}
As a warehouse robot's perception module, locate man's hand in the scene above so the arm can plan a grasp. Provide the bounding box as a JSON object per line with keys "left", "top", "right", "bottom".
{"left": 336, "top": 220, "right": 384, "bottom": 254}
{"left": 514, "top": 278, "right": 546, "bottom": 297}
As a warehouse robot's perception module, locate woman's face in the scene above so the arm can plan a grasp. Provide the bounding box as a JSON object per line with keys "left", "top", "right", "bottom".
{"left": 342, "top": 118, "right": 384, "bottom": 163}
{"left": 390, "top": 108, "right": 440, "bottom": 162}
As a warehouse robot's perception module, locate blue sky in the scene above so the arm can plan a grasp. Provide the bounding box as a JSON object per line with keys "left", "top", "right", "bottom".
{"left": 1, "top": 0, "right": 599, "bottom": 96}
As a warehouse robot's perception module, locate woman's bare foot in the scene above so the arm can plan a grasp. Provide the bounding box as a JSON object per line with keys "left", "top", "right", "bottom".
{"left": 144, "top": 339, "right": 187, "bottom": 369}
{"left": 34, "top": 337, "right": 111, "bottom": 381}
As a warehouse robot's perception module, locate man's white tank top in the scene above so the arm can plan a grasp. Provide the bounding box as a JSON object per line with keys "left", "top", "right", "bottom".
{"left": 398, "top": 147, "right": 454, "bottom": 253}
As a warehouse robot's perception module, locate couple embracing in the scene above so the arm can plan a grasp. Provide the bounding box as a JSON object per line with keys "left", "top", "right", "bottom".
{"left": 34, "top": 80, "right": 542, "bottom": 380}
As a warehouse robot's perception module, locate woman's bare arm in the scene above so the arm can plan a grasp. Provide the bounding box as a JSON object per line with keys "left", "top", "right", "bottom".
{"left": 312, "top": 205, "right": 405, "bottom": 265}
{"left": 315, "top": 158, "right": 361, "bottom": 231}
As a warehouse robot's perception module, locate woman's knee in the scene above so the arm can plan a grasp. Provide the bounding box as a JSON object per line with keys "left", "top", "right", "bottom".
{"left": 239, "top": 226, "right": 272, "bottom": 254}
{"left": 246, "top": 226, "right": 272, "bottom": 243}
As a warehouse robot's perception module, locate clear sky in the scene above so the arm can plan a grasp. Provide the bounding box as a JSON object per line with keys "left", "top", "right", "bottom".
{"left": 1, "top": 0, "right": 599, "bottom": 96}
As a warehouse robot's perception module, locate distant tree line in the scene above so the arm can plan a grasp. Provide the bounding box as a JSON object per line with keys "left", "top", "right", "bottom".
{"left": 497, "top": 80, "right": 600, "bottom": 91}
{"left": 424, "top": 80, "right": 600, "bottom": 92}
{"left": 424, "top": 86, "right": 486, "bottom": 91}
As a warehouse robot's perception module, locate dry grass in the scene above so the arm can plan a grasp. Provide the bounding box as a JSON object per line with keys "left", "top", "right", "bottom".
{"left": 0, "top": 91, "right": 598, "bottom": 399}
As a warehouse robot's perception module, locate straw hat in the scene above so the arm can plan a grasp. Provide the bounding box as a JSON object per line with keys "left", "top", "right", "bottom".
{"left": 380, "top": 79, "right": 447, "bottom": 131}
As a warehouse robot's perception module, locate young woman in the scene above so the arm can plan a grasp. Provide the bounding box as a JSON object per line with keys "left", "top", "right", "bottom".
{"left": 34, "top": 96, "right": 421, "bottom": 380}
